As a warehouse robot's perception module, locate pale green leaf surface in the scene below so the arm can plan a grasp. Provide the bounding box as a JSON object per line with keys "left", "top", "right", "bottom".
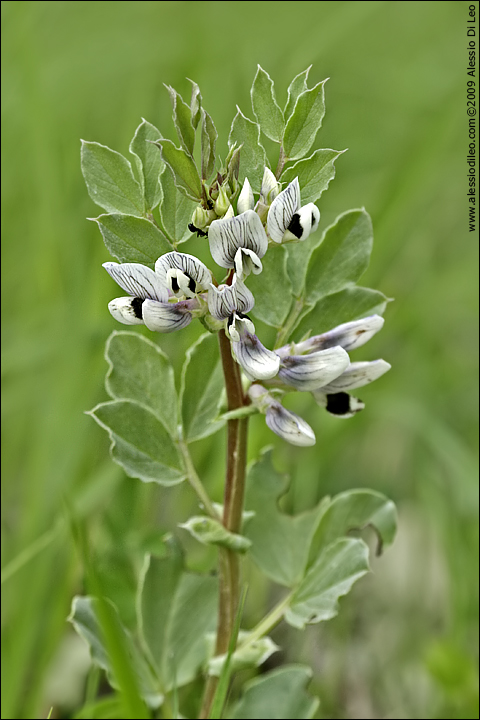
{"left": 229, "top": 665, "right": 319, "bottom": 719}
{"left": 69, "top": 596, "right": 162, "bottom": 709}
{"left": 292, "top": 286, "right": 389, "bottom": 342}
{"left": 228, "top": 108, "right": 267, "bottom": 191}
{"left": 281, "top": 148, "right": 346, "bottom": 205}
{"left": 180, "top": 333, "right": 225, "bottom": 443}
{"left": 308, "top": 489, "right": 397, "bottom": 565}
{"left": 105, "top": 331, "right": 178, "bottom": 438}
{"left": 152, "top": 139, "right": 202, "bottom": 200}
{"left": 201, "top": 109, "right": 217, "bottom": 181}
{"left": 129, "top": 120, "right": 165, "bottom": 211}
{"left": 284, "top": 67, "right": 311, "bottom": 121}
{"left": 165, "top": 85, "right": 196, "bottom": 156}
{"left": 81, "top": 141, "right": 144, "bottom": 216}
{"left": 248, "top": 245, "right": 292, "bottom": 328}
{"left": 137, "top": 550, "right": 218, "bottom": 691}
{"left": 93, "top": 213, "right": 171, "bottom": 265}
{"left": 208, "top": 632, "right": 278, "bottom": 676}
{"left": 283, "top": 80, "right": 327, "bottom": 161}
{"left": 251, "top": 65, "right": 285, "bottom": 143}
{"left": 89, "top": 400, "right": 185, "bottom": 485}
{"left": 285, "top": 538, "right": 370, "bottom": 629}
{"left": 305, "top": 209, "right": 374, "bottom": 304}
{"left": 179, "top": 516, "right": 251, "bottom": 552}
{"left": 189, "top": 79, "right": 202, "bottom": 130}
{"left": 159, "top": 167, "right": 197, "bottom": 244}
{"left": 245, "top": 450, "right": 328, "bottom": 587}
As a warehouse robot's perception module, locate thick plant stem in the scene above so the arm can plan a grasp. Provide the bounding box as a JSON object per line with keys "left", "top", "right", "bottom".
{"left": 199, "top": 330, "right": 249, "bottom": 719}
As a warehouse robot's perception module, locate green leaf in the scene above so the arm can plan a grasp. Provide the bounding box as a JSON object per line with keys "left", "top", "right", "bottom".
{"left": 245, "top": 450, "right": 328, "bottom": 588}
{"left": 152, "top": 139, "right": 202, "bottom": 200}
{"left": 165, "top": 85, "right": 196, "bottom": 157}
{"left": 251, "top": 65, "right": 285, "bottom": 143}
{"left": 73, "top": 696, "right": 124, "bottom": 719}
{"left": 308, "top": 489, "right": 397, "bottom": 565}
{"left": 230, "top": 665, "right": 319, "bottom": 719}
{"left": 228, "top": 108, "right": 267, "bottom": 192}
{"left": 129, "top": 120, "right": 165, "bottom": 212}
{"left": 92, "top": 213, "right": 171, "bottom": 264}
{"left": 201, "top": 108, "right": 218, "bottom": 181}
{"left": 180, "top": 333, "right": 225, "bottom": 443}
{"left": 281, "top": 148, "right": 346, "bottom": 205}
{"left": 81, "top": 140, "right": 144, "bottom": 216}
{"left": 105, "top": 331, "right": 178, "bottom": 438}
{"left": 89, "top": 400, "right": 185, "bottom": 486}
{"left": 305, "top": 209, "right": 374, "bottom": 304}
{"left": 248, "top": 245, "right": 293, "bottom": 328}
{"left": 137, "top": 550, "right": 218, "bottom": 690}
{"left": 158, "top": 167, "right": 197, "bottom": 245}
{"left": 283, "top": 80, "right": 327, "bottom": 161}
{"left": 208, "top": 632, "right": 278, "bottom": 676}
{"left": 285, "top": 538, "right": 370, "bottom": 629}
{"left": 179, "top": 516, "right": 251, "bottom": 552}
{"left": 284, "top": 67, "right": 311, "bottom": 122}
{"left": 188, "top": 79, "right": 202, "bottom": 130}
{"left": 69, "top": 596, "right": 162, "bottom": 711}
{"left": 292, "top": 286, "right": 389, "bottom": 342}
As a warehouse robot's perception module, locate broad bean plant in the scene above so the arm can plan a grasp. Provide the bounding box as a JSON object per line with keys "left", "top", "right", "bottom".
{"left": 70, "top": 66, "right": 397, "bottom": 719}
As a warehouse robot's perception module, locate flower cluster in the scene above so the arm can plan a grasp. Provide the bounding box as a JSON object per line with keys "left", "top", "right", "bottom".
{"left": 104, "top": 168, "right": 390, "bottom": 446}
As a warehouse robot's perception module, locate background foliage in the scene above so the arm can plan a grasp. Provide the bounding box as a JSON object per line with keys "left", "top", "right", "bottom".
{"left": 1, "top": 1, "right": 478, "bottom": 718}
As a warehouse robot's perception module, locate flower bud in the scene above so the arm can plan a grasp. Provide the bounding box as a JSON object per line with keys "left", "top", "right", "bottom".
{"left": 214, "top": 185, "right": 231, "bottom": 217}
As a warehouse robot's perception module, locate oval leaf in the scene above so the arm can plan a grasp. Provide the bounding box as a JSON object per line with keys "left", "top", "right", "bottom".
{"left": 251, "top": 65, "right": 285, "bottom": 143}
{"left": 283, "top": 80, "right": 327, "bottom": 161}
{"left": 93, "top": 213, "right": 171, "bottom": 264}
{"left": 248, "top": 245, "right": 293, "bottom": 328}
{"left": 152, "top": 139, "right": 202, "bottom": 200}
{"left": 281, "top": 148, "right": 346, "bottom": 206}
{"left": 129, "top": 120, "right": 165, "bottom": 212}
{"left": 228, "top": 108, "right": 267, "bottom": 192}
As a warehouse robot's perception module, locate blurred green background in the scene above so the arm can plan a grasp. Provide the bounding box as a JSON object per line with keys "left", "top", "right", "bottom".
{"left": 2, "top": 1, "right": 478, "bottom": 718}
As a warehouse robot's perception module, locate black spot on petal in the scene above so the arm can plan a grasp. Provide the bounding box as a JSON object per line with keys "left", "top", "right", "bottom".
{"left": 187, "top": 275, "right": 196, "bottom": 293}
{"left": 171, "top": 276, "right": 180, "bottom": 293}
{"left": 132, "top": 297, "right": 144, "bottom": 320}
{"left": 287, "top": 213, "right": 303, "bottom": 239}
{"left": 326, "top": 392, "right": 352, "bottom": 415}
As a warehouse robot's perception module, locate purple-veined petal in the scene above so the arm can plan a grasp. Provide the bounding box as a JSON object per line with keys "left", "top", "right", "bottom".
{"left": 208, "top": 277, "right": 255, "bottom": 320}
{"left": 316, "top": 359, "right": 391, "bottom": 393}
{"left": 231, "top": 331, "right": 280, "bottom": 380}
{"left": 142, "top": 298, "right": 193, "bottom": 333}
{"left": 237, "top": 178, "right": 255, "bottom": 213}
{"left": 267, "top": 177, "right": 300, "bottom": 243}
{"left": 278, "top": 346, "right": 350, "bottom": 391}
{"left": 280, "top": 316, "right": 385, "bottom": 357}
{"left": 155, "top": 251, "right": 212, "bottom": 293}
{"left": 108, "top": 297, "right": 145, "bottom": 325}
{"left": 313, "top": 391, "right": 365, "bottom": 418}
{"left": 227, "top": 312, "right": 255, "bottom": 342}
{"left": 209, "top": 210, "right": 268, "bottom": 268}
{"left": 103, "top": 262, "right": 168, "bottom": 302}
{"left": 265, "top": 401, "right": 316, "bottom": 446}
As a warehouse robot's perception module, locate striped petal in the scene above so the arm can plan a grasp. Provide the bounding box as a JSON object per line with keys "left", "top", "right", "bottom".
{"left": 280, "top": 316, "right": 385, "bottom": 357}
{"left": 103, "top": 262, "right": 168, "bottom": 303}
{"left": 209, "top": 210, "right": 268, "bottom": 268}
{"left": 231, "top": 332, "right": 280, "bottom": 380}
{"left": 155, "top": 252, "right": 212, "bottom": 293}
{"left": 267, "top": 177, "right": 300, "bottom": 243}
{"left": 315, "top": 359, "right": 391, "bottom": 393}
{"left": 142, "top": 299, "right": 193, "bottom": 333}
{"left": 108, "top": 297, "right": 145, "bottom": 325}
{"left": 278, "top": 346, "right": 350, "bottom": 391}
{"left": 208, "top": 276, "right": 255, "bottom": 321}
{"left": 265, "top": 402, "right": 316, "bottom": 446}
{"left": 283, "top": 203, "right": 320, "bottom": 242}
{"left": 233, "top": 247, "right": 263, "bottom": 280}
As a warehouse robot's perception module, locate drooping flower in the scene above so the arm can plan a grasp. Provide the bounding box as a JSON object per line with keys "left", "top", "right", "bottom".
{"left": 277, "top": 346, "right": 350, "bottom": 391}
{"left": 208, "top": 277, "right": 280, "bottom": 380}
{"left": 267, "top": 177, "right": 320, "bottom": 243}
{"left": 277, "top": 316, "right": 386, "bottom": 357}
{"left": 248, "top": 384, "right": 316, "bottom": 446}
{"left": 208, "top": 209, "right": 268, "bottom": 279}
{"left": 312, "top": 359, "right": 391, "bottom": 417}
{"left": 103, "top": 253, "right": 210, "bottom": 333}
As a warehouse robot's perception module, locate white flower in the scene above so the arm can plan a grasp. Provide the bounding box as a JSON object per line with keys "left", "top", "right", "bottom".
{"left": 155, "top": 251, "right": 212, "bottom": 299}
{"left": 103, "top": 258, "right": 202, "bottom": 333}
{"left": 312, "top": 360, "right": 391, "bottom": 417}
{"left": 267, "top": 177, "right": 320, "bottom": 243}
{"left": 259, "top": 167, "right": 280, "bottom": 205}
{"left": 208, "top": 210, "right": 268, "bottom": 279}
{"left": 237, "top": 177, "right": 255, "bottom": 214}
{"left": 277, "top": 316, "right": 385, "bottom": 357}
{"left": 248, "top": 385, "right": 315, "bottom": 446}
{"left": 277, "top": 346, "right": 350, "bottom": 391}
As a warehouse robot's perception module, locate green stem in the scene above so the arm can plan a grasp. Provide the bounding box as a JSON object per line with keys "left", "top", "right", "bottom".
{"left": 274, "top": 297, "right": 305, "bottom": 348}
{"left": 199, "top": 330, "right": 249, "bottom": 719}
{"left": 238, "top": 594, "right": 291, "bottom": 649}
{"left": 178, "top": 440, "right": 219, "bottom": 520}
